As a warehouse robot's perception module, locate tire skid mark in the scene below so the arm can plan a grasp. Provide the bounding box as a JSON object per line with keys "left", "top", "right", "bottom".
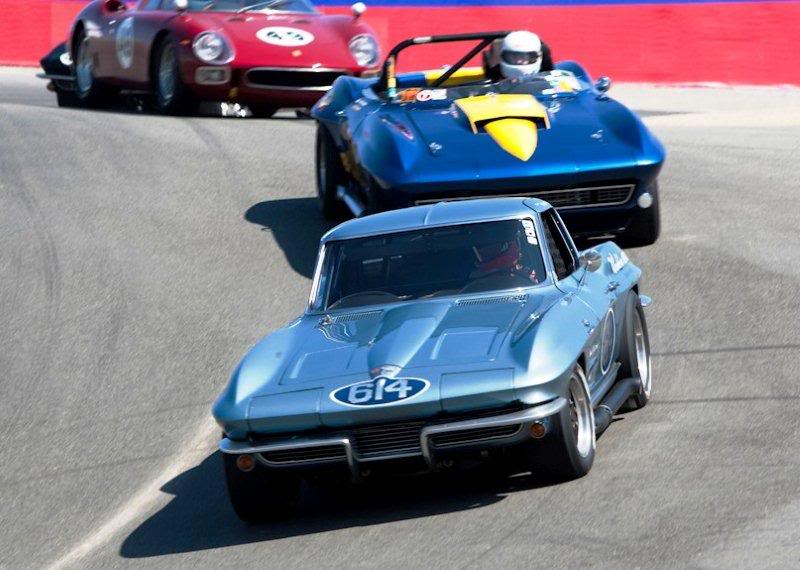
{"left": 0, "top": 111, "right": 63, "bottom": 444}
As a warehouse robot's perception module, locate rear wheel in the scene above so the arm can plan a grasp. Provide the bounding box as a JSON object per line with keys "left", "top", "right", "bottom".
{"left": 618, "top": 182, "right": 660, "bottom": 248}
{"left": 524, "top": 364, "right": 595, "bottom": 480}
{"left": 152, "top": 37, "right": 195, "bottom": 115}
{"left": 223, "top": 452, "right": 302, "bottom": 523}
{"left": 315, "top": 125, "right": 349, "bottom": 220}
{"left": 619, "top": 292, "right": 652, "bottom": 410}
{"left": 73, "top": 32, "right": 113, "bottom": 108}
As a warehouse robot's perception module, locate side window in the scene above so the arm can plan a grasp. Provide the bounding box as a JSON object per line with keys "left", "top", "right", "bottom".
{"left": 541, "top": 210, "right": 576, "bottom": 280}
{"left": 140, "top": 0, "right": 163, "bottom": 10}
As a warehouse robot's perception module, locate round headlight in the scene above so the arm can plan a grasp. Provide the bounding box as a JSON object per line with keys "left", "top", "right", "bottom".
{"left": 349, "top": 34, "right": 379, "bottom": 67}
{"left": 193, "top": 31, "right": 234, "bottom": 64}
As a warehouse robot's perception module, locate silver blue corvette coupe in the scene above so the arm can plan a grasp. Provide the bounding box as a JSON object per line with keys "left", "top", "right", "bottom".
{"left": 213, "top": 197, "right": 652, "bottom": 521}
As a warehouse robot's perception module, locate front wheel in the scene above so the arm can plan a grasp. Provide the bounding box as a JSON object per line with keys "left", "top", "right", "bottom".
{"left": 619, "top": 292, "right": 652, "bottom": 410}
{"left": 223, "top": 452, "right": 302, "bottom": 523}
{"left": 55, "top": 85, "right": 79, "bottom": 108}
{"left": 523, "top": 364, "right": 595, "bottom": 480}
{"left": 73, "top": 33, "right": 113, "bottom": 108}
{"left": 315, "top": 125, "right": 349, "bottom": 220}
{"left": 152, "top": 37, "right": 195, "bottom": 115}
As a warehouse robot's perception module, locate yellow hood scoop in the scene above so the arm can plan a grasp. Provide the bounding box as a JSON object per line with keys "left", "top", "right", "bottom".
{"left": 454, "top": 94, "right": 550, "bottom": 161}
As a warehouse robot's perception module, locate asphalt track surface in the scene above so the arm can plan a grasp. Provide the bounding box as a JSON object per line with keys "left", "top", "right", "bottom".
{"left": 2, "top": 67, "right": 800, "bottom": 569}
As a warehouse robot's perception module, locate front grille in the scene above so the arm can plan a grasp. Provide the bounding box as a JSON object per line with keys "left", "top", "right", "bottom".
{"left": 261, "top": 444, "right": 346, "bottom": 464}
{"left": 430, "top": 424, "right": 521, "bottom": 447}
{"left": 244, "top": 68, "right": 346, "bottom": 89}
{"left": 353, "top": 422, "right": 425, "bottom": 457}
{"left": 414, "top": 184, "right": 635, "bottom": 210}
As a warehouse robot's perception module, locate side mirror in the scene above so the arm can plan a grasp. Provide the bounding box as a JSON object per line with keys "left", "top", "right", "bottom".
{"left": 594, "top": 76, "right": 611, "bottom": 93}
{"left": 351, "top": 2, "right": 366, "bottom": 18}
{"left": 174, "top": 0, "right": 189, "bottom": 11}
{"left": 579, "top": 250, "right": 603, "bottom": 273}
{"left": 103, "top": 0, "right": 126, "bottom": 11}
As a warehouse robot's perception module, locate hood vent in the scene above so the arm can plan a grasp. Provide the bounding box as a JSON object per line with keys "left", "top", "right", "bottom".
{"left": 456, "top": 294, "right": 527, "bottom": 307}
{"left": 330, "top": 310, "right": 383, "bottom": 324}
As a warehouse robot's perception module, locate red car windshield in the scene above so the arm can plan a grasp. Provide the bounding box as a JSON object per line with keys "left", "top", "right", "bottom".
{"left": 169, "top": 0, "right": 317, "bottom": 13}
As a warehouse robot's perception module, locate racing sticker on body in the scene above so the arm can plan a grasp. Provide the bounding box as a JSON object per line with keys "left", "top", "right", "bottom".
{"left": 541, "top": 70, "right": 581, "bottom": 95}
{"left": 256, "top": 27, "right": 314, "bottom": 47}
{"left": 330, "top": 376, "right": 430, "bottom": 407}
{"left": 607, "top": 250, "right": 629, "bottom": 273}
{"left": 116, "top": 17, "right": 134, "bottom": 69}
{"left": 415, "top": 89, "right": 448, "bottom": 102}
{"left": 521, "top": 218, "right": 538, "bottom": 245}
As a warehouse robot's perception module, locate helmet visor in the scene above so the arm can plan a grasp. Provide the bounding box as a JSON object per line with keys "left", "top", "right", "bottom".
{"left": 501, "top": 50, "right": 540, "bottom": 66}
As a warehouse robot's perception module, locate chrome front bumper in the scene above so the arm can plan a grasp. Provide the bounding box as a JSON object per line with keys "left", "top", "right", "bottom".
{"left": 220, "top": 398, "right": 566, "bottom": 476}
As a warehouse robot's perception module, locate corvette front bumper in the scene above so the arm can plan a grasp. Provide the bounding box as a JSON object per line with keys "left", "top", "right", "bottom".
{"left": 220, "top": 398, "right": 566, "bottom": 477}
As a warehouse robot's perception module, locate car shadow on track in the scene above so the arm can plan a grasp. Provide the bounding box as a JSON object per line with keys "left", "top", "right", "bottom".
{"left": 119, "top": 451, "right": 554, "bottom": 559}
{"left": 244, "top": 198, "right": 337, "bottom": 279}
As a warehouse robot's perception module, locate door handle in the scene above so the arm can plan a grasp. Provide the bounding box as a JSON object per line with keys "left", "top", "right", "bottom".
{"left": 606, "top": 281, "right": 620, "bottom": 293}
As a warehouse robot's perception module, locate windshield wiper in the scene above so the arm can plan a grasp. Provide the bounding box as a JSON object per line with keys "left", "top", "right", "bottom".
{"left": 236, "top": 0, "right": 282, "bottom": 13}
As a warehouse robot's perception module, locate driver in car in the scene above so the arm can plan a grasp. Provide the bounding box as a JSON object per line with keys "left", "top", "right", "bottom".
{"left": 483, "top": 30, "right": 554, "bottom": 81}
{"left": 471, "top": 236, "right": 540, "bottom": 285}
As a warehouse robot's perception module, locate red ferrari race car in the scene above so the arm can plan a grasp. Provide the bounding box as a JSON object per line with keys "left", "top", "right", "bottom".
{"left": 39, "top": 0, "right": 380, "bottom": 116}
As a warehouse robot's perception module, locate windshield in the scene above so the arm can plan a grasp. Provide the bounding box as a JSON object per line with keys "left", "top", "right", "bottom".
{"left": 391, "top": 71, "right": 584, "bottom": 103}
{"left": 167, "top": 0, "right": 317, "bottom": 13}
{"left": 312, "top": 219, "right": 547, "bottom": 311}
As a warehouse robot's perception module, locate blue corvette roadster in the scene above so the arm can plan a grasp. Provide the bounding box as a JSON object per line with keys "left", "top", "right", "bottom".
{"left": 312, "top": 31, "right": 665, "bottom": 248}
{"left": 213, "top": 197, "right": 653, "bottom": 521}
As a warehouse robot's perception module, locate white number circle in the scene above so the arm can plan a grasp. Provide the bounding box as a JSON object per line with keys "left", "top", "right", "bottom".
{"left": 256, "top": 26, "right": 314, "bottom": 47}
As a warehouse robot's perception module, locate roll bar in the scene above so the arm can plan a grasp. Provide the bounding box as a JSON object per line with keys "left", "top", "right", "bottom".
{"left": 376, "top": 31, "right": 511, "bottom": 96}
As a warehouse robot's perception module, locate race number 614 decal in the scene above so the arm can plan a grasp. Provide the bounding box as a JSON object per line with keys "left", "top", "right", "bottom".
{"left": 330, "top": 376, "right": 430, "bottom": 407}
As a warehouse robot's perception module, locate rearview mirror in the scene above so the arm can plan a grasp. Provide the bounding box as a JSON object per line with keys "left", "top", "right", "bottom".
{"left": 174, "top": 0, "right": 189, "bottom": 11}
{"left": 594, "top": 76, "right": 611, "bottom": 93}
{"left": 579, "top": 250, "right": 602, "bottom": 272}
{"left": 351, "top": 2, "right": 367, "bottom": 18}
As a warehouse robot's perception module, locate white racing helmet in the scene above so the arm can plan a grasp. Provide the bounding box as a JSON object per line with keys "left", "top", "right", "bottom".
{"left": 499, "top": 31, "right": 543, "bottom": 79}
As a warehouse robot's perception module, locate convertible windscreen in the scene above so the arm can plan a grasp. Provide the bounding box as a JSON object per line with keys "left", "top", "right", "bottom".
{"left": 314, "top": 219, "right": 547, "bottom": 311}
{"left": 176, "top": 0, "right": 317, "bottom": 13}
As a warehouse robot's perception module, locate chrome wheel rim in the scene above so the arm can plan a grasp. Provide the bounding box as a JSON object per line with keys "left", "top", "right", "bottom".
{"left": 158, "top": 44, "right": 176, "bottom": 105}
{"left": 633, "top": 309, "right": 652, "bottom": 397}
{"left": 568, "top": 368, "right": 595, "bottom": 458}
{"left": 75, "top": 38, "right": 93, "bottom": 97}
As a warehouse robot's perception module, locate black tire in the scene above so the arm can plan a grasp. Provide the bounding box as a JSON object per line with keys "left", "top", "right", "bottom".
{"left": 73, "top": 31, "right": 114, "bottom": 108}
{"left": 618, "top": 182, "right": 661, "bottom": 249}
{"left": 151, "top": 36, "right": 196, "bottom": 115}
{"left": 315, "top": 125, "right": 349, "bottom": 220}
{"left": 618, "top": 292, "right": 652, "bottom": 410}
{"left": 524, "top": 364, "right": 595, "bottom": 480}
{"left": 55, "top": 87, "right": 79, "bottom": 108}
{"left": 249, "top": 104, "right": 278, "bottom": 118}
{"left": 223, "top": 452, "right": 302, "bottom": 523}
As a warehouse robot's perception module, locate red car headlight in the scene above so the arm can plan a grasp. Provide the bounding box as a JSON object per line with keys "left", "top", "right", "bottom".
{"left": 349, "top": 34, "right": 379, "bottom": 68}
{"left": 193, "top": 31, "right": 234, "bottom": 64}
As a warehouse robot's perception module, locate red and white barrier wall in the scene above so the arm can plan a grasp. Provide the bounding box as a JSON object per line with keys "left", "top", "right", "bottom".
{"left": 2, "top": 0, "right": 799, "bottom": 84}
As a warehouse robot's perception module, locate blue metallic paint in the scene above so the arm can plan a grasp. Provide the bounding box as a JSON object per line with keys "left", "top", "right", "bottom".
{"left": 213, "top": 199, "right": 644, "bottom": 452}
{"left": 312, "top": 62, "right": 665, "bottom": 240}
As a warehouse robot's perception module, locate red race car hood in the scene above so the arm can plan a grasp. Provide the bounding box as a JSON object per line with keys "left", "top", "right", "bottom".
{"left": 182, "top": 12, "right": 368, "bottom": 69}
